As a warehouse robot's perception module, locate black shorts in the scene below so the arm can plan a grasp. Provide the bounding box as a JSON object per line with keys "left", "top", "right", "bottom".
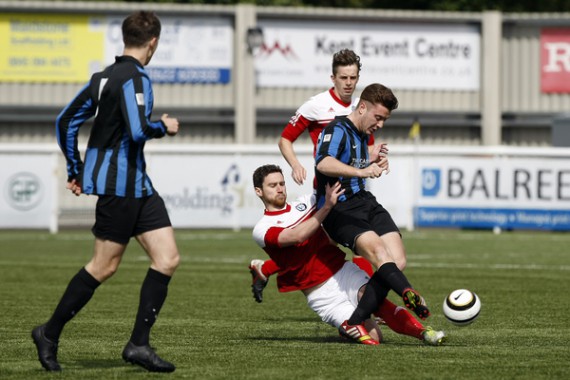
{"left": 92, "top": 192, "right": 172, "bottom": 244}
{"left": 322, "top": 190, "right": 400, "bottom": 251}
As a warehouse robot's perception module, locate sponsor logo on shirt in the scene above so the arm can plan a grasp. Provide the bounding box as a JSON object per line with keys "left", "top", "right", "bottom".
{"left": 350, "top": 158, "right": 368, "bottom": 168}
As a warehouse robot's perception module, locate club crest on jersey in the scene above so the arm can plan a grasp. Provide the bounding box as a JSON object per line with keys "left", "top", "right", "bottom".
{"left": 296, "top": 203, "right": 307, "bottom": 211}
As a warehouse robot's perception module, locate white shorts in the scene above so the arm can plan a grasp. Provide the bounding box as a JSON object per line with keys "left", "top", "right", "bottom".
{"left": 306, "top": 261, "right": 370, "bottom": 328}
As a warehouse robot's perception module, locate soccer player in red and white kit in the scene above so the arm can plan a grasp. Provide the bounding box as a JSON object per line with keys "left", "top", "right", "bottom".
{"left": 251, "top": 164, "right": 446, "bottom": 345}
{"left": 249, "top": 50, "right": 375, "bottom": 302}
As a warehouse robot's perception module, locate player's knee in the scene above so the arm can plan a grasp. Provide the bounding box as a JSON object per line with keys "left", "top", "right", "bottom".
{"left": 155, "top": 251, "right": 180, "bottom": 275}
{"left": 169, "top": 252, "right": 181, "bottom": 271}
{"left": 87, "top": 261, "right": 119, "bottom": 282}
{"left": 372, "top": 246, "right": 391, "bottom": 265}
{"left": 103, "top": 265, "right": 119, "bottom": 279}
{"left": 395, "top": 256, "right": 407, "bottom": 271}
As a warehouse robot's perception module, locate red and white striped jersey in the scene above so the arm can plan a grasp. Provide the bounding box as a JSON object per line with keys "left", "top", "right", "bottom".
{"left": 252, "top": 193, "right": 346, "bottom": 293}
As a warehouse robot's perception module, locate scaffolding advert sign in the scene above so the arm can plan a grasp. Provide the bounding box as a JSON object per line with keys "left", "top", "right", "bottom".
{"left": 0, "top": 14, "right": 106, "bottom": 82}
{"left": 0, "top": 14, "right": 232, "bottom": 84}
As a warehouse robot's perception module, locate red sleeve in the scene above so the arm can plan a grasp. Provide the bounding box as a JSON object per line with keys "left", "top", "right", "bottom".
{"left": 368, "top": 134, "right": 375, "bottom": 146}
{"left": 264, "top": 226, "right": 285, "bottom": 248}
{"left": 281, "top": 114, "right": 312, "bottom": 142}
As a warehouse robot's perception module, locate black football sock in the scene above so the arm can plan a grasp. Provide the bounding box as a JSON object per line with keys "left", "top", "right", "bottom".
{"left": 44, "top": 267, "right": 101, "bottom": 341}
{"left": 347, "top": 272, "right": 390, "bottom": 326}
{"left": 377, "top": 262, "right": 412, "bottom": 296}
{"left": 129, "top": 268, "right": 171, "bottom": 346}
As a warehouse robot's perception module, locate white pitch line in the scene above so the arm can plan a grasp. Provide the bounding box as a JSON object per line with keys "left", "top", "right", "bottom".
{"left": 404, "top": 232, "right": 570, "bottom": 242}
{"left": 0, "top": 232, "right": 242, "bottom": 242}
{"left": 407, "top": 262, "right": 570, "bottom": 271}
{"left": 133, "top": 255, "right": 248, "bottom": 264}
{"left": 132, "top": 256, "right": 570, "bottom": 272}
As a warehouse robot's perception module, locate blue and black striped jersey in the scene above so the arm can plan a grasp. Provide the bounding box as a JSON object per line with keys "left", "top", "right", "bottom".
{"left": 56, "top": 56, "right": 167, "bottom": 198}
{"left": 315, "top": 116, "right": 370, "bottom": 208}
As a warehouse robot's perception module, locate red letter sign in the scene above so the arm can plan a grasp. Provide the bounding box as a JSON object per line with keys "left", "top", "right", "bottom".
{"left": 541, "top": 28, "right": 570, "bottom": 93}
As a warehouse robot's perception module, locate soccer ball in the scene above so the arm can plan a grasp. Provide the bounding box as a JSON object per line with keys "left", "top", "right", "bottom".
{"left": 442, "top": 289, "right": 481, "bottom": 326}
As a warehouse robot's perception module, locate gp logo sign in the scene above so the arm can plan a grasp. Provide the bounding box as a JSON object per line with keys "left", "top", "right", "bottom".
{"left": 4, "top": 172, "right": 42, "bottom": 211}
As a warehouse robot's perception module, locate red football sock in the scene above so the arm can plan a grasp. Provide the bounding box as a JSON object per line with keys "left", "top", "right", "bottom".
{"left": 352, "top": 256, "right": 374, "bottom": 276}
{"left": 261, "top": 259, "right": 280, "bottom": 278}
{"left": 374, "top": 299, "right": 424, "bottom": 340}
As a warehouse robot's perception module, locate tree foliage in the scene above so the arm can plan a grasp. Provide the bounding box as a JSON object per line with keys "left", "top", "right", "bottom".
{"left": 108, "top": 0, "right": 570, "bottom": 12}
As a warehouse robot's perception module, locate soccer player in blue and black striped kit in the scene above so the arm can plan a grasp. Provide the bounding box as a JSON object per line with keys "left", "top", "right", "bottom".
{"left": 315, "top": 83, "right": 431, "bottom": 341}
{"left": 32, "top": 11, "right": 180, "bottom": 373}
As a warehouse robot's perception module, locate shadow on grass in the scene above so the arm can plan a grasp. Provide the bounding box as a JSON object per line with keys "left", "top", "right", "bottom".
{"left": 73, "top": 359, "right": 127, "bottom": 370}
{"left": 245, "top": 335, "right": 457, "bottom": 347}
{"left": 258, "top": 316, "right": 322, "bottom": 323}
{"left": 245, "top": 335, "right": 367, "bottom": 344}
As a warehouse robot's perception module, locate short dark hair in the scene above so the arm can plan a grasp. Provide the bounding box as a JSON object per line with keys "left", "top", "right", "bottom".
{"left": 122, "top": 11, "right": 161, "bottom": 48}
{"left": 332, "top": 49, "right": 362, "bottom": 76}
{"left": 253, "top": 164, "right": 283, "bottom": 188}
{"left": 359, "top": 83, "right": 399, "bottom": 111}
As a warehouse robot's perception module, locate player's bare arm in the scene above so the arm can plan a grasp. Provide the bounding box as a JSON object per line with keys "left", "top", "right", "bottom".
{"left": 277, "top": 182, "right": 343, "bottom": 247}
{"left": 278, "top": 137, "right": 307, "bottom": 185}
{"left": 317, "top": 156, "right": 385, "bottom": 179}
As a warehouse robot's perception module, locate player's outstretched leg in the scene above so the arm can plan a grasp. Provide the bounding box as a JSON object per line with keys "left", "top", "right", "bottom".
{"left": 374, "top": 301, "right": 445, "bottom": 346}
{"left": 402, "top": 288, "right": 431, "bottom": 320}
{"left": 31, "top": 324, "right": 61, "bottom": 371}
{"left": 122, "top": 341, "right": 175, "bottom": 373}
{"left": 249, "top": 259, "right": 268, "bottom": 303}
{"left": 338, "top": 320, "right": 379, "bottom": 345}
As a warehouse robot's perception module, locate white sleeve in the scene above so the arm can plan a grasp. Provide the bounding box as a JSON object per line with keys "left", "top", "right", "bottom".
{"left": 294, "top": 193, "right": 316, "bottom": 209}
{"left": 295, "top": 96, "right": 319, "bottom": 121}
{"left": 252, "top": 221, "right": 270, "bottom": 248}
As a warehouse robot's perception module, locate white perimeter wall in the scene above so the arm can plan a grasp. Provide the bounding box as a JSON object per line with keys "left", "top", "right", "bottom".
{"left": 1, "top": 144, "right": 569, "bottom": 232}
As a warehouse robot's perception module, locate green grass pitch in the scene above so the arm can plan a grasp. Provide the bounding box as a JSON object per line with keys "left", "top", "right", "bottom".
{"left": 0, "top": 229, "right": 568, "bottom": 379}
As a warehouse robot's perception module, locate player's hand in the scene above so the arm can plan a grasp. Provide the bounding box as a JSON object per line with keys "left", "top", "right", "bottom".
{"left": 66, "top": 179, "right": 82, "bottom": 196}
{"left": 370, "top": 142, "right": 388, "bottom": 164}
{"left": 324, "top": 181, "right": 344, "bottom": 208}
{"left": 377, "top": 155, "right": 390, "bottom": 175}
{"left": 291, "top": 164, "right": 307, "bottom": 185}
{"left": 360, "top": 163, "right": 385, "bottom": 179}
{"left": 162, "top": 114, "right": 179, "bottom": 136}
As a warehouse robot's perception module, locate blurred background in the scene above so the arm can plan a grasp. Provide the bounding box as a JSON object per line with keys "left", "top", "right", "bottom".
{"left": 1, "top": 0, "right": 569, "bottom": 232}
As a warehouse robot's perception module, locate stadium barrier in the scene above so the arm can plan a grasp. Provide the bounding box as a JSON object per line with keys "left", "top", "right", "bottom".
{"left": 1, "top": 144, "right": 569, "bottom": 232}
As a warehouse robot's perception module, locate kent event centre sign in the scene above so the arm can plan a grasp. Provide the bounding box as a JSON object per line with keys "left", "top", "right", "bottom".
{"left": 255, "top": 21, "right": 480, "bottom": 91}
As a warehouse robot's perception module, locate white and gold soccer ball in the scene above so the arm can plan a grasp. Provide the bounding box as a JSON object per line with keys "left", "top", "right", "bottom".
{"left": 442, "top": 289, "right": 481, "bottom": 326}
